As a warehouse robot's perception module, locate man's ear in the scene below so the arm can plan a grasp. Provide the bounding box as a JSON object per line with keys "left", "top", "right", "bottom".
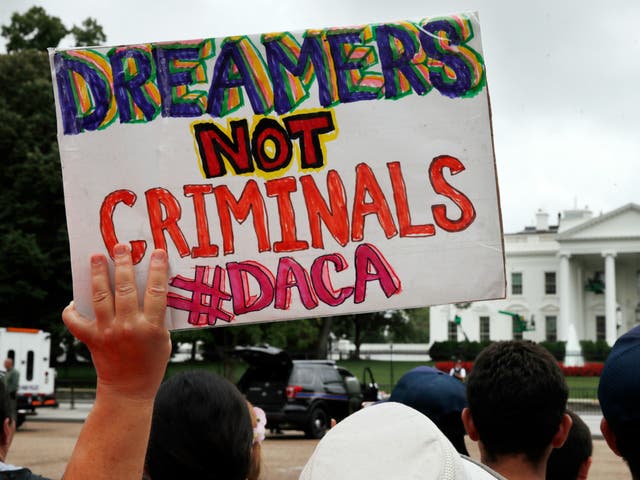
{"left": 600, "top": 418, "right": 622, "bottom": 456}
{"left": 577, "top": 456, "right": 592, "bottom": 480}
{"left": 2, "top": 416, "right": 14, "bottom": 449}
{"left": 551, "top": 412, "right": 572, "bottom": 448}
{"left": 461, "top": 408, "right": 479, "bottom": 441}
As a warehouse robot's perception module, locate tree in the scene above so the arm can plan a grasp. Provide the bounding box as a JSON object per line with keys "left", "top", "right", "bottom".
{"left": 331, "top": 308, "right": 430, "bottom": 359}
{"left": 2, "top": 7, "right": 67, "bottom": 52}
{"left": 0, "top": 9, "right": 107, "bottom": 361}
{"left": 71, "top": 18, "right": 106, "bottom": 47}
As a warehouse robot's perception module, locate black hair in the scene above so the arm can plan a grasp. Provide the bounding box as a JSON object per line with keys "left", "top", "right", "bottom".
{"left": 466, "top": 341, "right": 568, "bottom": 465}
{"left": 546, "top": 410, "right": 592, "bottom": 480}
{"left": 145, "top": 370, "right": 253, "bottom": 480}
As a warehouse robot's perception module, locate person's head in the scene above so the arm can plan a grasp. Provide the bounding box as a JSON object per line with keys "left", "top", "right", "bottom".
{"left": 598, "top": 325, "right": 640, "bottom": 479}
{"left": 300, "top": 402, "right": 495, "bottom": 480}
{"left": 455, "top": 359, "right": 463, "bottom": 368}
{"left": 389, "top": 366, "right": 469, "bottom": 454}
{"left": 546, "top": 410, "right": 592, "bottom": 480}
{"left": 145, "top": 370, "right": 254, "bottom": 480}
{"left": 0, "top": 381, "right": 15, "bottom": 456}
{"left": 463, "top": 341, "right": 571, "bottom": 468}
{"left": 3, "top": 358, "right": 12, "bottom": 371}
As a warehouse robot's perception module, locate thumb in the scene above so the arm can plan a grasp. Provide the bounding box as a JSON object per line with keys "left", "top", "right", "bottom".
{"left": 62, "top": 301, "right": 93, "bottom": 345}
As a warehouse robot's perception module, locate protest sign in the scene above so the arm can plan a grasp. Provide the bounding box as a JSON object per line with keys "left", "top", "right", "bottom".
{"left": 50, "top": 12, "right": 505, "bottom": 330}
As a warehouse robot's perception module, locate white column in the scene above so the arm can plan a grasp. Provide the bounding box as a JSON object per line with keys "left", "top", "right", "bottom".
{"left": 603, "top": 251, "right": 618, "bottom": 345}
{"left": 558, "top": 252, "right": 572, "bottom": 343}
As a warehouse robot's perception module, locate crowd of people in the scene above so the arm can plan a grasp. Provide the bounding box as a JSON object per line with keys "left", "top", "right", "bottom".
{"left": 0, "top": 243, "right": 638, "bottom": 479}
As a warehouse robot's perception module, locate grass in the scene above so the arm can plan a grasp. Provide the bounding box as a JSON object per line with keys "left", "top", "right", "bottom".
{"left": 336, "top": 359, "right": 430, "bottom": 392}
{"left": 55, "top": 360, "right": 601, "bottom": 399}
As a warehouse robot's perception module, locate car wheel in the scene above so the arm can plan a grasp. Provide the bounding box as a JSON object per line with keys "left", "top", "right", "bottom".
{"left": 305, "top": 406, "right": 329, "bottom": 439}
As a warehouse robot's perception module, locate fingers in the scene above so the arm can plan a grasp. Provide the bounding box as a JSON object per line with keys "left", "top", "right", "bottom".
{"left": 62, "top": 301, "right": 93, "bottom": 345}
{"left": 91, "top": 253, "right": 114, "bottom": 329}
{"left": 113, "top": 243, "right": 139, "bottom": 320}
{"left": 143, "top": 249, "right": 169, "bottom": 327}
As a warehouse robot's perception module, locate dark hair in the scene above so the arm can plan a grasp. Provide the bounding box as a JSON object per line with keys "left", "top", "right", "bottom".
{"left": 466, "top": 341, "right": 568, "bottom": 465}
{"left": 145, "top": 371, "right": 253, "bottom": 480}
{"left": 546, "top": 410, "right": 592, "bottom": 480}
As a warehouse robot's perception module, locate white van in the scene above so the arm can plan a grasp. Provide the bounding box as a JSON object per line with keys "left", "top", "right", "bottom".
{"left": 0, "top": 327, "right": 57, "bottom": 425}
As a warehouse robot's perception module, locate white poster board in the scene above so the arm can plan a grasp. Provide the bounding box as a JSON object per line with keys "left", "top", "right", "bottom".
{"left": 50, "top": 12, "right": 505, "bottom": 330}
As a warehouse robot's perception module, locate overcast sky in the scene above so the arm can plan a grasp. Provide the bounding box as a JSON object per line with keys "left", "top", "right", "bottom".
{"left": 2, "top": 0, "right": 638, "bottom": 233}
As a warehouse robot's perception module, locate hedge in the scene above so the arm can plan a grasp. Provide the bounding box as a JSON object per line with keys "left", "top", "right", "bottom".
{"left": 580, "top": 340, "right": 611, "bottom": 362}
{"left": 428, "top": 341, "right": 492, "bottom": 361}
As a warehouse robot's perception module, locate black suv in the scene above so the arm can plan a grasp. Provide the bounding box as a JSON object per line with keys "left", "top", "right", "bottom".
{"left": 235, "top": 346, "right": 377, "bottom": 438}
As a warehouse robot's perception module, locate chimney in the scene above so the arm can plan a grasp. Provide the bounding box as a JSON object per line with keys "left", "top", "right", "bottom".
{"left": 536, "top": 209, "right": 549, "bottom": 231}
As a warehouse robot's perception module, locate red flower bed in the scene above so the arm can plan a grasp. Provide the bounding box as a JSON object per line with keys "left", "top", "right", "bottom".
{"left": 559, "top": 363, "right": 604, "bottom": 377}
{"left": 435, "top": 361, "right": 603, "bottom": 377}
{"left": 435, "top": 361, "right": 474, "bottom": 374}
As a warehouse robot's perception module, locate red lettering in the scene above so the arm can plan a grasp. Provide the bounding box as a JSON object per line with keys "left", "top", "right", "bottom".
{"left": 274, "top": 257, "right": 318, "bottom": 310}
{"left": 193, "top": 119, "right": 253, "bottom": 178}
{"left": 283, "top": 111, "right": 335, "bottom": 169}
{"left": 213, "top": 180, "right": 270, "bottom": 255}
{"left": 300, "top": 171, "right": 349, "bottom": 248}
{"left": 227, "top": 261, "right": 275, "bottom": 314}
{"left": 310, "top": 254, "right": 354, "bottom": 306}
{"left": 145, "top": 188, "right": 190, "bottom": 257}
{"left": 387, "top": 162, "right": 435, "bottom": 237}
{"left": 353, "top": 243, "right": 401, "bottom": 303}
{"left": 429, "top": 155, "right": 476, "bottom": 232}
{"left": 251, "top": 118, "right": 292, "bottom": 172}
{"left": 184, "top": 184, "right": 219, "bottom": 258}
{"left": 266, "top": 176, "right": 309, "bottom": 252}
{"left": 351, "top": 163, "right": 398, "bottom": 241}
{"left": 99, "top": 189, "right": 147, "bottom": 264}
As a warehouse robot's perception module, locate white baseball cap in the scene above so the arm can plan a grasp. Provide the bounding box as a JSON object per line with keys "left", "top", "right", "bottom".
{"left": 299, "top": 402, "right": 504, "bottom": 480}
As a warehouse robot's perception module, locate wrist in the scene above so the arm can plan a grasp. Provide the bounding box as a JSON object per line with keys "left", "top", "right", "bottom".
{"left": 95, "top": 381, "right": 159, "bottom": 406}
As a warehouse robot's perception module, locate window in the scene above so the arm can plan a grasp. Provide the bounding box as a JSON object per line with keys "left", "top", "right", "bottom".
{"left": 26, "top": 351, "right": 34, "bottom": 381}
{"left": 545, "top": 272, "right": 556, "bottom": 295}
{"left": 512, "top": 272, "right": 523, "bottom": 295}
{"left": 479, "top": 316, "right": 490, "bottom": 342}
{"left": 512, "top": 318, "right": 523, "bottom": 340}
{"left": 596, "top": 315, "right": 606, "bottom": 341}
{"left": 320, "top": 367, "right": 342, "bottom": 384}
{"left": 448, "top": 321, "right": 458, "bottom": 341}
{"left": 545, "top": 316, "right": 557, "bottom": 342}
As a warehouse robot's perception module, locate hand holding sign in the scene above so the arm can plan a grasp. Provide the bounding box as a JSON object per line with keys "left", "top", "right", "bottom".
{"left": 62, "top": 244, "right": 171, "bottom": 479}
{"left": 62, "top": 244, "right": 171, "bottom": 400}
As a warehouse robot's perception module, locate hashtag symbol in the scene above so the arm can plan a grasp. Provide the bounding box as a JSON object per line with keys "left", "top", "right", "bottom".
{"left": 167, "top": 265, "right": 234, "bottom": 326}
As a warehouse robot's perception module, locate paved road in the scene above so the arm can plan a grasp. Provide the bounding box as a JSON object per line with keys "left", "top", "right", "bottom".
{"left": 6, "top": 419, "right": 631, "bottom": 480}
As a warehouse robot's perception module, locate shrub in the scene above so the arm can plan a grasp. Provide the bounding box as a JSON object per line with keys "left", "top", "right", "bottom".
{"left": 428, "top": 340, "right": 491, "bottom": 361}
{"left": 580, "top": 340, "right": 611, "bottom": 362}
{"left": 539, "top": 341, "right": 566, "bottom": 361}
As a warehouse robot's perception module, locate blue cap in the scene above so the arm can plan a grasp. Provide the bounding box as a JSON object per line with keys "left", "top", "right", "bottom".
{"left": 598, "top": 325, "right": 640, "bottom": 428}
{"left": 389, "top": 366, "right": 468, "bottom": 453}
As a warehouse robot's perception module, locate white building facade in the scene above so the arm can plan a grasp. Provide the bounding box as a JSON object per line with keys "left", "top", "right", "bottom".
{"left": 429, "top": 204, "right": 640, "bottom": 364}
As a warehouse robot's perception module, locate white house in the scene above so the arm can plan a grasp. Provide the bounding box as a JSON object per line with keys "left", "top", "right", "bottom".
{"left": 429, "top": 203, "right": 640, "bottom": 365}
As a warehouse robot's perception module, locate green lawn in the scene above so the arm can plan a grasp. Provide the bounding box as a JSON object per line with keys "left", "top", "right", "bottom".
{"left": 336, "top": 360, "right": 431, "bottom": 392}
{"left": 55, "top": 360, "right": 601, "bottom": 400}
